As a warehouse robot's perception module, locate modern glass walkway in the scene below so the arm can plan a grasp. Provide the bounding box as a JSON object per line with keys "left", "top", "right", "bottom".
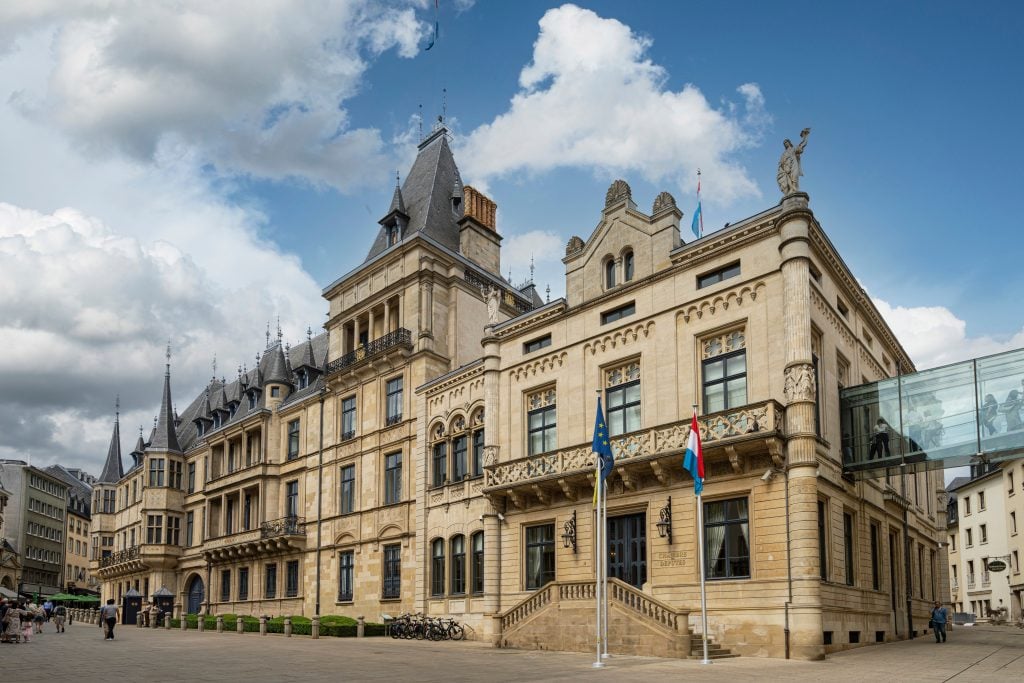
{"left": 840, "top": 346, "right": 1024, "bottom": 479}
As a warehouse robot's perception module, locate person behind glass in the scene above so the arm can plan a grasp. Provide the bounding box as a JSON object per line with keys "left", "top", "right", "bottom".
{"left": 1002, "top": 389, "right": 1023, "bottom": 432}
{"left": 905, "top": 403, "right": 923, "bottom": 452}
{"left": 981, "top": 394, "right": 999, "bottom": 436}
{"left": 868, "top": 418, "right": 891, "bottom": 460}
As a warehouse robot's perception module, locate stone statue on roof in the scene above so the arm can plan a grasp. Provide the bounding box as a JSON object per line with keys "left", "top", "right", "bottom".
{"left": 777, "top": 128, "right": 811, "bottom": 195}
{"left": 486, "top": 285, "right": 501, "bottom": 324}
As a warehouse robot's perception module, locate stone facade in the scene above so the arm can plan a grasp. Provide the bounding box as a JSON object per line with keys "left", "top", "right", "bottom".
{"left": 89, "top": 130, "right": 946, "bottom": 658}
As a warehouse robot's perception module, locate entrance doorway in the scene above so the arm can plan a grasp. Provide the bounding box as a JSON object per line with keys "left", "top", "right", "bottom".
{"left": 607, "top": 513, "right": 647, "bottom": 588}
{"left": 186, "top": 575, "right": 204, "bottom": 615}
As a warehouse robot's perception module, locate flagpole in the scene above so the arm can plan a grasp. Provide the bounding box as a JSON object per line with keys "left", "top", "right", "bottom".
{"left": 593, "top": 398, "right": 604, "bottom": 669}
{"left": 602, "top": 468, "right": 609, "bottom": 659}
{"left": 694, "top": 403, "right": 711, "bottom": 665}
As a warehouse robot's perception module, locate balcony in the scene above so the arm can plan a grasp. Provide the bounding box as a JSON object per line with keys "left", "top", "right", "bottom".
{"left": 94, "top": 544, "right": 184, "bottom": 578}
{"left": 967, "top": 575, "right": 976, "bottom": 589}
{"left": 840, "top": 346, "right": 1024, "bottom": 479}
{"left": 484, "top": 400, "right": 783, "bottom": 505}
{"left": 261, "top": 516, "right": 305, "bottom": 539}
{"left": 201, "top": 517, "right": 307, "bottom": 564}
{"left": 98, "top": 545, "right": 139, "bottom": 569}
{"left": 325, "top": 328, "right": 412, "bottom": 376}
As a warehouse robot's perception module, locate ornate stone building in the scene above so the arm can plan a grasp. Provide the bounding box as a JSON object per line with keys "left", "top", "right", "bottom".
{"left": 90, "top": 126, "right": 946, "bottom": 658}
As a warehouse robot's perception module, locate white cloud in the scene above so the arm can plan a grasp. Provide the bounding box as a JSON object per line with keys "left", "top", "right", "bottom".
{"left": 458, "top": 4, "right": 768, "bottom": 205}
{"left": 873, "top": 298, "right": 1024, "bottom": 370}
{"left": 3, "top": 0, "right": 428, "bottom": 191}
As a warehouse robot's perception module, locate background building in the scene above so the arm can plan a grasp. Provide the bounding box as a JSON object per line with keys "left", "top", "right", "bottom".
{"left": 88, "top": 125, "right": 947, "bottom": 658}
{"left": 46, "top": 464, "right": 96, "bottom": 593}
{"left": 0, "top": 460, "right": 68, "bottom": 597}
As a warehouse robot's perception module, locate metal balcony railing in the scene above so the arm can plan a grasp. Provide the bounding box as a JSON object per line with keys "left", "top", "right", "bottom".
{"left": 99, "top": 545, "right": 139, "bottom": 568}
{"left": 260, "top": 516, "right": 305, "bottom": 539}
{"left": 325, "top": 328, "right": 412, "bottom": 375}
{"left": 464, "top": 270, "right": 534, "bottom": 315}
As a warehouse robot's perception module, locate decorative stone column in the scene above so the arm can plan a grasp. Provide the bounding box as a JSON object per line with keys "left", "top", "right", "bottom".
{"left": 481, "top": 328, "right": 504, "bottom": 644}
{"left": 778, "top": 191, "right": 824, "bottom": 660}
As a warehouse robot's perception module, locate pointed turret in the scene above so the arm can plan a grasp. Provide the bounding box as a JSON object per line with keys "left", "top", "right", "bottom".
{"left": 149, "top": 344, "right": 182, "bottom": 453}
{"left": 263, "top": 341, "right": 292, "bottom": 387}
{"left": 98, "top": 401, "right": 124, "bottom": 483}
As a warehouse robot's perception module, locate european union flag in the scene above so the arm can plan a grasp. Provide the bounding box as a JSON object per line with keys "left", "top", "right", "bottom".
{"left": 593, "top": 397, "right": 614, "bottom": 483}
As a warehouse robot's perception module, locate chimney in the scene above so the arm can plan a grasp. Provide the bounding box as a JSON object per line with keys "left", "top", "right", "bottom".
{"left": 459, "top": 186, "right": 502, "bottom": 275}
{"left": 462, "top": 186, "right": 497, "bottom": 231}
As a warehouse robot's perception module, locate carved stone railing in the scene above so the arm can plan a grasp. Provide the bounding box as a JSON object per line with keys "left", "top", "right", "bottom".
{"left": 99, "top": 545, "right": 139, "bottom": 568}
{"left": 463, "top": 269, "right": 534, "bottom": 315}
{"left": 485, "top": 400, "right": 781, "bottom": 490}
{"left": 260, "top": 516, "right": 305, "bottom": 539}
{"left": 501, "top": 579, "right": 689, "bottom": 635}
{"left": 325, "top": 328, "right": 412, "bottom": 375}
{"left": 500, "top": 582, "right": 555, "bottom": 631}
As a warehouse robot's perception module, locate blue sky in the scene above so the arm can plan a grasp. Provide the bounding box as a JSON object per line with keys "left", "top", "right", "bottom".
{"left": 0, "top": 1, "right": 1021, "bottom": 473}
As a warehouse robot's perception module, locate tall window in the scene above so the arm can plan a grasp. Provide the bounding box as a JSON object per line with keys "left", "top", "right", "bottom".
{"left": 287, "top": 419, "right": 300, "bottom": 460}
{"left": 981, "top": 524, "right": 988, "bottom": 543}
{"left": 705, "top": 498, "right": 750, "bottom": 579}
{"left": 453, "top": 435, "right": 468, "bottom": 481}
{"left": 220, "top": 570, "right": 231, "bottom": 602}
{"left": 818, "top": 500, "right": 828, "bottom": 580}
{"left": 471, "top": 531, "right": 484, "bottom": 594}
{"left": 870, "top": 523, "right": 881, "bottom": 590}
{"left": 167, "top": 516, "right": 181, "bottom": 545}
{"left": 606, "top": 361, "right": 641, "bottom": 436}
{"left": 432, "top": 441, "right": 447, "bottom": 488}
{"left": 604, "top": 258, "right": 616, "bottom": 288}
{"left": 186, "top": 511, "right": 194, "bottom": 547}
{"left": 239, "top": 567, "right": 249, "bottom": 601}
{"left": 385, "top": 377, "right": 403, "bottom": 425}
{"left": 450, "top": 535, "right": 466, "bottom": 595}
{"left": 843, "top": 512, "right": 855, "bottom": 586}
{"left": 701, "top": 330, "right": 747, "bottom": 413}
{"left": 623, "top": 250, "right": 634, "bottom": 282}
{"left": 265, "top": 563, "right": 277, "bottom": 599}
{"left": 341, "top": 396, "right": 356, "bottom": 440}
{"left": 697, "top": 261, "right": 740, "bottom": 289}
{"left": 340, "top": 465, "right": 355, "bottom": 514}
{"left": 146, "top": 515, "right": 163, "bottom": 544}
{"left": 103, "top": 489, "right": 115, "bottom": 513}
{"left": 979, "top": 491, "right": 986, "bottom": 510}
{"left": 243, "top": 494, "right": 252, "bottom": 531}
{"left": 338, "top": 551, "right": 354, "bottom": 602}
{"left": 187, "top": 463, "right": 196, "bottom": 493}
{"left": 149, "top": 458, "right": 165, "bottom": 487}
{"left": 384, "top": 452, "right": 402, "bottom": 505}
{"left": 286, "top": 560, "right": 299, "bottom": 597}
{"left": 431, "top": 539, "right": 445, "bottom": 596}
{"left": 286, "top": 480, "right": 299, "bottom": 518}
{"left": 472, "top": 427, "right": 485, "bottom": 477}
{"left": 382, "top": 544, "right": 401, "bottom": 599}
{"left": 527, "top": 388, "right": 557, "bottom": 456}
{"left": 524, "top": 524, "right": 555, "bottom": 589}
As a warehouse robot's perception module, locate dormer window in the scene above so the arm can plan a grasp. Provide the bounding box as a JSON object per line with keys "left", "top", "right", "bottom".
{"left": 248, "top": 391, "right": 257, "bottom": 410}
{"left": 196, "top": 421, "right": 205, "bottom": 437}
{"left": 623, "top": 250, "right": 634, "bottom": 282}
{"left": 387, "top": 224, "right": 400, "bottom": 247}
{"left": 297, "top": 370, "right": 308, "bottom": 390}
{"left": 229, "top": 403, "right": 237, "bottom": 418}
{"left": 212, "top": 413, "right": 221, "bottom": 429}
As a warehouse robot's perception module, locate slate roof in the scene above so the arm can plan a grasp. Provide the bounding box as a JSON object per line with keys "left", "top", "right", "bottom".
{"left": 946, "top": 476, "right": 972, "bottom": 492}
{"left": 149, "top": 366, "right": 182, "bottom": 454}
{"left": 98, "top": 416, "right": 123, "bottom": 483}
{"left": 365, "top": 126, "right": 464, "bottom": 261}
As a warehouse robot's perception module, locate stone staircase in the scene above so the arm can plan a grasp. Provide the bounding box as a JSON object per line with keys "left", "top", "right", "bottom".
{"left": 498, "top": 577, "right": 735, "bottom": 659}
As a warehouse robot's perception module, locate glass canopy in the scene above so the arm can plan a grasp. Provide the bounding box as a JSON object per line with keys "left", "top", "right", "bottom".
{"left": 840, "top": 347, "right": 1024, "bottom": 479}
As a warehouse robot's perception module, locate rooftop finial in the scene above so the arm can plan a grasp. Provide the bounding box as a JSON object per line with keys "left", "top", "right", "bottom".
{"left": 115, "top": 394, "right": 120, "bottom": 421}
{"left": 442, "top": 87, "right": 447, "bottom": 122}
{"left": 418, "top": 104, "right": 423, "bottom": 141}
{"left": 165, "top": 340, "right": 171, "bottom": 375}
{"left": 277, "top": 316, "right": 282, "bottom": 343}
{"left": 265, "top": 322, "right": 271, "bottom": 349}
{"left": 238, "top": 364, "right": 243, "bottom": 379}
{"left": 306, "top": 325, "right": 313, "bottom": 341}
{"left": 395, "top": 170, "right": 400, "bottom": 187}
{"left": 255, "top": 351, "right": 261, "bottom": 366}
{"left": 153, "top": 415, "right": 158, "bottom": 429}
{"left": 139, "top": 425, "right": 144, "bottom": 438}
{"left": 212, "top": 354, "right": 217, "bottom": 380}
{"left": 546, "top": 284, "right": 551, "bottom": 303}
{"left": 529, "top": 255, "right": 535, "bottom": 284}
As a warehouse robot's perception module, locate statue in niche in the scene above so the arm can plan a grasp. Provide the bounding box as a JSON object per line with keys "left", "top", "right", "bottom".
{"left": 777, "top": 127, "right": 811, "bottom": 195}
{"left": 486, "top": 285, "right": 501, "bottom": 324}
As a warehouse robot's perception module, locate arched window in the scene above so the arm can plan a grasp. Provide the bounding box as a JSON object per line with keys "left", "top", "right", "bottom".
{"left": 471, "top": 531, "right": 484, "bottom": 594}
{"left": 450, "top": 535, "right": 466, "bottom": 595}
{"left": 431, "top": 421, "right": 447, "bottom": 488}
{"left": 623, "top": 250, "right": 634, "bottom": 282}
{"left": 430, "top": 538, "right": 445, "bottom": 596}
{"left": 471, "top": 409, "right": 485, "bottom": 477}
{"left": 605, "top": 258, "right": 616, "bottom": 288}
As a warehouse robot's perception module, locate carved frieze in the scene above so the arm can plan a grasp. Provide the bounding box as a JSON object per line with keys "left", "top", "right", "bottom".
{"left": 783, "top": 364, "right": 816, "bottom": 403}
{"left": 701, "top": 328, "right": 746, "bottom": 360}
{"left": 583, "top": 321, "right": 654, "bottom": 356}
{"left": 681, "top": 282, "right": 766, "bottom": 323}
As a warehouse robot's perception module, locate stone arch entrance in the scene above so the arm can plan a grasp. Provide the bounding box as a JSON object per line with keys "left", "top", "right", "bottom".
{"left": 186, "top": 575, "right": 204, "bottom": 615}
{"left": 0, "top": 575, "right": 12, "bottom": 589}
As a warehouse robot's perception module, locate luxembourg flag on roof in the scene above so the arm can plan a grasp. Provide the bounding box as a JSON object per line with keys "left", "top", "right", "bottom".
{"left": 683, "top": 414, "right": 704, "bottom": 495}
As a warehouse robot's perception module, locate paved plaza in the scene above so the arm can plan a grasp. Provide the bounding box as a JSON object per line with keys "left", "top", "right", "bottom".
{"left": 2, "top": 621, "right": 1023, "bottom": 682}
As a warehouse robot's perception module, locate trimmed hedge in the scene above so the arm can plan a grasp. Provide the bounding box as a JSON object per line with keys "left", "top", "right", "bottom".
{"left": 168, "top": 613, "right": 383, "bottom": 637}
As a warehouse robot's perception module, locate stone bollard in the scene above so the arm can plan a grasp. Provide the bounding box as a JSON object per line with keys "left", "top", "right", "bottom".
{"left": 137, "top": 614, "right": 145, "bottom": 628}
{"left": 165, "top": 615, "right": 172, "bottom": 630}
{"left": 236, "top": 617, "right": 244, "bottom": 634}
{"left": 311, "top": 615, "right": 320, "bottom": 639}
{"left": 181, "top": 616, "right": 188, "bottom": 631}
{"left": 93, "top": 609, "right": 100, "bottom": 626}
{"left": 284, "top": 617, "right": 292, "bottom": 637}
{"left": 197, "top": 615, "right": 205, "bottom": 632}
{"left": 216, "top": 615, "right": 224, "bottom": 633}
{"left": 357, "top": 616, "right": 365, "bottom": 638}
{"left": 259, "top": 616, "right": 267, "bottom": 636}
{"left": 151, "top": 612, "right": 159, "bottom": 629}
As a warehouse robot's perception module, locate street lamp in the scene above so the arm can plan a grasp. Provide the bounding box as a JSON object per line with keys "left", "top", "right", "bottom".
{"left": 656, "top": 497, "right": 673, "bottom": 544}
{"left": 561, "top": 510, "right": 577, "bottom": 553}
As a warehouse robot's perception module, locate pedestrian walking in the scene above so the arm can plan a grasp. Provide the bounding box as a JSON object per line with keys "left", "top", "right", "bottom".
{"left": 42, "top": 599, "right": 53, "bottom": 621}
{"left": 99, "top": 599, "right": 119, "bottom": 641}
{"left": 31, "top": 603, "right": 45, "bottom": 634}
{"left": 21, "top": 604, "right": 34, "bottom": 643}
{"left": 52, "top": 604, "right": 67, "bottom": 633}
{"left": 930, "top": 601, "right": 948, "bottom": 643}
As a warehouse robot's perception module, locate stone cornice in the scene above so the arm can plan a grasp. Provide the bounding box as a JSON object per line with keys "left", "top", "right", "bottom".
{"left": 493, "top": 300, "right": 567, "bottom": 340}
{"left": 420, "top": 360, "right": 485, "bottom": 396}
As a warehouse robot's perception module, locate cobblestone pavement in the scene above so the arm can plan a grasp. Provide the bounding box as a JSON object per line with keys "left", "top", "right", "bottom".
{"left": 2, "top": 620, "right": 1023, "bottom": 682}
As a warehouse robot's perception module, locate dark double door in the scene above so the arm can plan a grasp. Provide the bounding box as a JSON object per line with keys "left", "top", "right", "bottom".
{"left": 607, "top": 513, "right": 647, "bottom": 588}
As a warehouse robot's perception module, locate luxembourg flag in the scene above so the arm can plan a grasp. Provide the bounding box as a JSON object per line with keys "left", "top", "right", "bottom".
{"left": 690, "top": 171, "right": 703, "bottom": 239}
{"left": 683, "top": 413, "right": 704, "bottom": 495}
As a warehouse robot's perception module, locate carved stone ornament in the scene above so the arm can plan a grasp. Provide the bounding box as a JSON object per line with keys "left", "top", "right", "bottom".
{"left": 652, "top": 191, "right": 676, "bottom": 214}
{"left": 483, "top": 445, "right": 499, "bottom": 467}
{"left": 565, "top": 235, "right": 585, "bottom": 257}
{"left": 783, "top": 364, "right": 816, "bottom": 403}
{"left": 605, "top": 179, "right": 632, "bottom": 207}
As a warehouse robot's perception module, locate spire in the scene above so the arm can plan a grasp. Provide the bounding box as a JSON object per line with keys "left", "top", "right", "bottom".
{"left": 263, "top": 339, "right": 291, "bottom": 387}
{"left": 132, "top": 426, "right": 146, "bottom": 456}
{"left": 99, "top": 399, "right": 124, "bottom": 483}
{"left": 150, "top": 341, "right": 182, "bottom": 453}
